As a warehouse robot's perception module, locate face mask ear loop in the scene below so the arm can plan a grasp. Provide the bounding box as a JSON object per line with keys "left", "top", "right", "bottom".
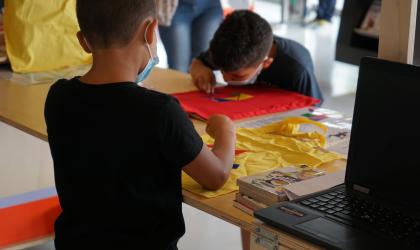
{"left": 144, "top": 21, "right": 153, "bottom": 58}
{"left": 83, "top": 36, "right": 92, "bottom": 52}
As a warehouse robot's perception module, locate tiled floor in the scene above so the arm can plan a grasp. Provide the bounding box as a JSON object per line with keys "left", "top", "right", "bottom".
{"left": 26, "top": 1, "right": 359, "bottom": 249}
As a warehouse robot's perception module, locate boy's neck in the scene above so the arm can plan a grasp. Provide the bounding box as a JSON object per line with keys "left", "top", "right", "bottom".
{"left": 269, "top": 41, "right": 277, "bottom": 59}
{"left": 80, "top": 48, "right": 146, "bottom": 85}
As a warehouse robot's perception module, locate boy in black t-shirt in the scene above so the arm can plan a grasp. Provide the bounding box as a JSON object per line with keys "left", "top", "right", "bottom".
{"left": 190, "top": 10, "right": 323, "bottom": 104}
{"left": 44, "top": 1, "right": 236, "bottom": 249}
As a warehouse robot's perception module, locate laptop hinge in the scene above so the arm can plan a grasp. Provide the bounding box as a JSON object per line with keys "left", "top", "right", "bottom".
{"left": 353, "top": 184, "right": 370, "bottom": 194}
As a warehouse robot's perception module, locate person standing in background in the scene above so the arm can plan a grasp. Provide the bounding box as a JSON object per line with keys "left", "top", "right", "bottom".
{"left": 157, "top": 0, "right": 223, "bottom": 73}
{"left": 317, "top": 0, "right": 336, "bottom": 22}
{"left": 306, "top": 0, "right": 336, "bottom": 26}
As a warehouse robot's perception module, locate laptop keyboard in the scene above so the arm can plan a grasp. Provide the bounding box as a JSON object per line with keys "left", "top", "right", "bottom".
{"left": 298, "top": 188, "right": 420, "bottom": 247}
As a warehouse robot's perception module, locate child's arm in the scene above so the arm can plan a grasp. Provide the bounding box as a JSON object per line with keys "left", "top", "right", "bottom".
{"left": 190, "top": 59, "right": 216, "bottom": 94}
{"left": 183, "top": 115, "right": 236, "bottom": 190}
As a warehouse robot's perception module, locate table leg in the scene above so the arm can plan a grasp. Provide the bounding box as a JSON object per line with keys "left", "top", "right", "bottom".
{"left": 241, "top": 228, "right": 251, "bottom": 250}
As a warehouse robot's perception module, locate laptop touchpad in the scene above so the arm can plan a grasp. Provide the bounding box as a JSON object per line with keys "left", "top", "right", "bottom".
{"left": 295, "top": 217, "right": 364, "bottom": 246}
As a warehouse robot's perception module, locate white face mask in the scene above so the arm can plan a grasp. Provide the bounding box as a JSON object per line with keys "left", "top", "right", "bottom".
{"left": 136, "top": 22, "right": 159, "bottom": 84}
{"left": 226, "top": 64, "right": 263, "bottom": 86}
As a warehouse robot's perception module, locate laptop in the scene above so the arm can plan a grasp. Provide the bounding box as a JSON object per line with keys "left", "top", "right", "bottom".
{"left": 254, "top": 57, "right": 420, "bottom": 250}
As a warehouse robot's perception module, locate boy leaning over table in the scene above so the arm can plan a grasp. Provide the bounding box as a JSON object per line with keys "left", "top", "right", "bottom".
{"left": 191, "top": 10, "right": 323, "bottom": 104}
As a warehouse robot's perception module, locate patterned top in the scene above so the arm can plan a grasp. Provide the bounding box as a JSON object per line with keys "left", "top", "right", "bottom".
{"left": 156, "top": 0, "right": 179, "bottom": 26}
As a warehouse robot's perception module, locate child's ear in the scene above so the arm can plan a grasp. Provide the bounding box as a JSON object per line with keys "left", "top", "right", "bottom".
{"left": 77, "top": 31, "right": 92, "bottom": 54}
{"left": 144, "top": 19, "right": 158, "bottom": 45}
{"left": 262, "top": 57, "right": 274, "bottom": 69}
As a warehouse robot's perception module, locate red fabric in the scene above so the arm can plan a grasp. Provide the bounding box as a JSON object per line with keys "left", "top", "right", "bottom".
{"left": 208, "top": 144, "right": 247, "bottom": 156}
{"left": 0, "top": 197, "right": 61, "bottom": 248}
{"left": 173, "top": 86, "right": 319, "bottom": 121}
{"left": 235, "top": 149, "right": 248, "bottom": 156}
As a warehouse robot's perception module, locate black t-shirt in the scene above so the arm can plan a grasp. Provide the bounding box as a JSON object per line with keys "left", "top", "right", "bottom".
{"left": 197, "top": 35, "right": 323, "bottom": 104}
{"left": 44, "top": 78, "right": 203, "bottom": 250}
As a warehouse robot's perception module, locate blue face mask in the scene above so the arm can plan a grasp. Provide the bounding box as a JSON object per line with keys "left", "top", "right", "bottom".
{"left": 226, "top": 64, "right": 263, "bottom": 86}
{"left": 136, "top": 23, "right": 160, "bottom": 84}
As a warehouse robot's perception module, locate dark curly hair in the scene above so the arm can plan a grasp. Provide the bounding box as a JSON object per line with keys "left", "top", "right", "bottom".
{"left": 76, "top": 0, "right": 156, "bottom": 49}
{"left": 209, "top": 10, "right": 273, "bottom": 72}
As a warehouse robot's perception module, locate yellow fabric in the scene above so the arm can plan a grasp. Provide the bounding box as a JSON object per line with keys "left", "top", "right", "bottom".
{"left": 3, "top": 0, "right": 92, "bottom": 73}
{"left": 182, "top": 117, "right": 342, "bottom": 198}
{"left": 255, "top": 117, "right": 328, "bottom": 147}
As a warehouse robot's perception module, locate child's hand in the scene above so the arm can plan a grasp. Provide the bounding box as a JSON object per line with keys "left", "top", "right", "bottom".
{"left": 206, "top": 115, "right": 235, "bottom": 138}
{"left": 190, "top": 59, "right": 216, "bottom": 94}
{"left": 183, "top": 114, "right": 236, "bottom": 191}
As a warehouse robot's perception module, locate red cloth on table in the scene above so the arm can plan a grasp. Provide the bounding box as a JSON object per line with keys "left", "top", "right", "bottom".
{"left": 172, "top": 86, "right": 320, "bottom": 121}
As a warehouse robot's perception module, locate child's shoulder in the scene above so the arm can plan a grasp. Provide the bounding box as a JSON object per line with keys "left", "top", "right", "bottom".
{"left": 48, "top": 77, "right": 86, "bottom": 97}
{"left": 47, "top": 77, "right": 178, "bottom": 109}
{"left": 49, "top": 77, "right": 72, "bottom": 90}
{"left": 136, "top": 87, "right": 178, "bottom": 110}
{"left": 46, "top": 78, "right": 75, "bottom": 102}
{"left": 274, "top": 35, "right": 309, "bottom": 54}
{"left": 273, "top": 35, "right": 313, "bottom": 69}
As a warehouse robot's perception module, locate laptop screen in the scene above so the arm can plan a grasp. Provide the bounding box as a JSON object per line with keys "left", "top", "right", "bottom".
{"left": 346, "top": 57, "right": 420, "bottom": 211}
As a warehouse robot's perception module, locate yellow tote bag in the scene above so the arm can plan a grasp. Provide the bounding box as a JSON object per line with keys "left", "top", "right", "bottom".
{"left": 3, "top": 0, "right": 92, "bottom": 73}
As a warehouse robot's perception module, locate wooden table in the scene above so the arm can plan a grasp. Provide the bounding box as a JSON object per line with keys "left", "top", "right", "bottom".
{"left": 0, "top": 66, "right": 345, "bottom": 249}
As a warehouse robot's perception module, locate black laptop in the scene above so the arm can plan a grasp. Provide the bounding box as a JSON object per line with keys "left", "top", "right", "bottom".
{"left": 254, "top": 57, "right": 420, "bottom": 250}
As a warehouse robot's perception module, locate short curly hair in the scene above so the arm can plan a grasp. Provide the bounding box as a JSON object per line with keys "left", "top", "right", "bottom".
{"left": 76, "top": 0, "right": 156, "bottom": 49}
{"left": 209, "top": 10, "right": 273, "bottom": 72}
